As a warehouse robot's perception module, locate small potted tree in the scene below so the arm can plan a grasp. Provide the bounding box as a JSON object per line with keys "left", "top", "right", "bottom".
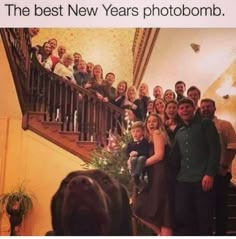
{"left": 0, "top": 183, "right": 35, "bottom": 236}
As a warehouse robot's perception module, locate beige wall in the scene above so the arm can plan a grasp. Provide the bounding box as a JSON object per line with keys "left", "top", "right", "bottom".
{"left": 0, "top": 118, "right": 85, "bottom": 235}
{"left": 0, "top": 35, "right": 86, "bottom": 235}
{"left": 0, "top": 36, "right": 21, "bottom": 118}
{"left": 32, "top": 28, "right": 135, "bottom": 86}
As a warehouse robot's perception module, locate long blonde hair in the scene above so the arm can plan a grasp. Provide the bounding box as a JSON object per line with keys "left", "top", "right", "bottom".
{"left": 145, "top": 113, "right": 170, "bottom": 145}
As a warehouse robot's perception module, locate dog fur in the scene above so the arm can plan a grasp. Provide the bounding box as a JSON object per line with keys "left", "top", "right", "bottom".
{"left": 49, "top": 169, "right": 132, "bottom": 236}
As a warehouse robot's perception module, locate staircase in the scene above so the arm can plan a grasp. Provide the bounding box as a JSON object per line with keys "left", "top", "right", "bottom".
{"left": 1, "top": 28, "right": 125, "bottom": 162}
{"left": 25, "top": 111, "right": 96, "bottom": 161}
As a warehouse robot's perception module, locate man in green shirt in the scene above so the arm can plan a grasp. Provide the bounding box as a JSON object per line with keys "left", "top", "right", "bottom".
{"left": 173, "top": 98, "right": 220, "bottom": 235}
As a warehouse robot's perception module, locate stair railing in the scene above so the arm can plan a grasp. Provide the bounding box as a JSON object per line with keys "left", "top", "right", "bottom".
{"left": 1, "top": 27, "right": 126, "bottom": 145}
{"left": 0, "top": 28, "right": 32, "bottom": 114}
{"left": 30, "top": 51, "right": 125, "bottom": 145}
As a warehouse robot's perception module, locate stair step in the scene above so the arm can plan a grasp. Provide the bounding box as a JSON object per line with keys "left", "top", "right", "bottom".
{"left": 28, "top": 111, "right": 45, "bottom": 122}
{"left": 59, "top": 131, "right": 79, "bottom": 142}
{"left": 42, "top": 121, "right": 62, "bottom": 132}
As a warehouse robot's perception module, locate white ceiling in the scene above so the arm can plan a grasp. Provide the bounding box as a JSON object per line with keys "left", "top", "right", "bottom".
{"left": 143, "top": 28, "right": 236, "bottom": 98}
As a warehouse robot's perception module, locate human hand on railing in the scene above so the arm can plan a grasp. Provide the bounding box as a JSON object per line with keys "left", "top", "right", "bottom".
{"left": 71, "top": 78, "right": 76, "bottom": 84}
{"left": 127, "top": 109, "right": 135, "bottom": 121}
{"left": 103, "top": 97, "right": 108, "bottom": 102}
{"left": 78, "top": 93, "right": 83, "bottom": 101}
{"left": 96, "top": 92, "right": 104, "bottom": 101}
{"left": 84, "top": 83, "right": 91, "bottom": 89}
{"left": 61, "top": 76, "right": 68, "bottom": 81}
{"left": 124, "top": 99, "right": 132, "bottom": 106}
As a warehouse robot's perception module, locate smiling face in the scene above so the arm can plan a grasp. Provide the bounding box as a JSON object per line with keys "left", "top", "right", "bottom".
{"left": 78, "top": 60, "right": 87, "bottom": 73}
{"left": 48, "top": 39, "right": 57, "bottom": 50}
{"left": 200, "top": 101, "right": 215, "bottom": 119}
{"left": 62, "top": 54, "right": 73, "bottom": 67}
{"left": 153, "top": 86, "right": 163, "bottom": 99}
{"left": 187, "top": 89, "right": 200, "bottom": 107}
{"left": 93, "top": 65, "right": 103, "bottom": 79}
{"left": 29, "top": 28, "right": 40, "bottom": 37}
{"left": 117, "top": 82, "right": 127, "bottom": 95}
{"left": 43, "top": 42, "right": 52, "bottom": 55}
{"left": 147, "top": 101, "right": 154, "bottom": 113}
{"left": 178, "top": 103, "right": 195, "bottom": 124}
{"left": 139, "top": 83, "right": 148, "bottom": 97}
{"left": 87, "top": 62, "right": 94, "bottom": 73}
{"left": 58, "top": 45, "right": 66, "bottom": 58}
{"left": 105, "top": 73, "right": 115, "bottom": 86}
{"left": 165, "top": 102, "right": 177, "bottom": 119}
{"left": 73, "top": 53, "right": 82, "bottom": 64}
{"left": 164, "top": 90, "right": 175, "bottom": 102}
{"left": 127, "top": 87, "right": 137, "bottom": 101}
{"left": 175, "top": 83, "right": 186, "bottom": 96}
{"left": 154, "top": 98, "right": 165, "bottom": 114}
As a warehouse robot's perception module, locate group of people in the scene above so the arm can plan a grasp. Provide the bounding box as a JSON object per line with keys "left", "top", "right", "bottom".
{"left": 125, "top": 83, "right": 236, "bottom": 236}
{"left": 30, "top": 31, "right": 236, "bottom": 236}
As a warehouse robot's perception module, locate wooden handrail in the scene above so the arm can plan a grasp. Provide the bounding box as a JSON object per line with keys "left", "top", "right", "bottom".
{"left": 30, "top": 51, "right": 125, "bottom": 144}
{"left": 0, "top": 28, "right": 32, "bottom": 114}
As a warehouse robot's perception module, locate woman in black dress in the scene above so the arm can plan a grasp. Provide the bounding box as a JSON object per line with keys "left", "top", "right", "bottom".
{"left": 130, "top": 113, "right": 173, "bottom": 236}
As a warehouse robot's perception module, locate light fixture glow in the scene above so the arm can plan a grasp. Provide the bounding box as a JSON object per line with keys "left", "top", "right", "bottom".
{"left": 216, "top": 75, "right": 236, "bottom": 98}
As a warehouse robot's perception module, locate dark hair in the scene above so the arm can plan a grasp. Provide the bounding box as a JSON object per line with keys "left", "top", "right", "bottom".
{"left": 105, "top": 72, "right": 115, "bottom": 79}
{"left": 154, "top": 85, "right": 163, "bottom": 90}
{"left": 48, "top": 38, "right": 57, "bottom": 44}
{"left": 175, "top": 81, "right": 186, "bottom": 87}
{"left": 187, "top": 86, "right": 201, "bottom": 98}
{"left": 165, "top": 99, "right": 178, "bottom": 110}
{"left": 73, "top": 52, "right": 81, "bottom": 57}
{"left": 41, "top": 41, "right": 52, "bottom": 60}
{"left": 200, "top": 98, "right": 216, "bottom": 108}
{"left": 177, "top": 97, "right": 195, "bottom": 108}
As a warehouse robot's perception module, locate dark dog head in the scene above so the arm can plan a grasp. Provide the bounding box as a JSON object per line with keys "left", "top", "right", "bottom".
{"left": 50, "top": 169, "right": 132, "bottom": 236}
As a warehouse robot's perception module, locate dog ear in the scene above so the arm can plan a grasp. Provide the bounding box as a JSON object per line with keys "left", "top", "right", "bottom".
{"left": 119, "top": 184, "right": 133, "bottom": 235}
{"left": 51, "top": 171, "right": 81, "bottom": 235}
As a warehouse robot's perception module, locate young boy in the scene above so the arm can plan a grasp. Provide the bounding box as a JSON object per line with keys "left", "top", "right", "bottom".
{"left": 126, "top": 121, "right": 149, "bottom": 189}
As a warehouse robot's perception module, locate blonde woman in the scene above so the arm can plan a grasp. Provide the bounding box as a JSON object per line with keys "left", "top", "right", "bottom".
{"left": 138, "top": 83, "right": 151, "bottom": 121}
{"left": 131, "top": 113, "right": 173, "bottom": 236}
{"left": 123, "top": 86, "right": 142, "bottom": 121}
{"left": 153, "top": 98, "right": 165, "bottom": 123}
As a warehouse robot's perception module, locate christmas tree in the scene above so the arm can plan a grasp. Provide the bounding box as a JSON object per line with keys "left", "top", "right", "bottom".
{"left": 84, "top": 111, "right": 133, "bottom": 193}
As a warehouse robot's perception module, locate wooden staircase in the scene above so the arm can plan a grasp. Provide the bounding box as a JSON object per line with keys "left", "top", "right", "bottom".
{"left": 1, "top": 28, "right": 125, "bottom": 163}
{"left": 25, "top": 111, "right": 96, "bottom": 161}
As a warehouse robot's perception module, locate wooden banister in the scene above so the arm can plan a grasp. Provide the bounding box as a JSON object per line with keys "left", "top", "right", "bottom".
{"left": 0, "top": 28, "right": 32, "bottom": 114}
{"left": 30, "top": 51, "right": 125, "bottom": 145}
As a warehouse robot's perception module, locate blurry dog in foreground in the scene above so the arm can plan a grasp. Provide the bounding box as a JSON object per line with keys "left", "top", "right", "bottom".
{"left": 47, "top": 169, "right": 132, "bottom": 236}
